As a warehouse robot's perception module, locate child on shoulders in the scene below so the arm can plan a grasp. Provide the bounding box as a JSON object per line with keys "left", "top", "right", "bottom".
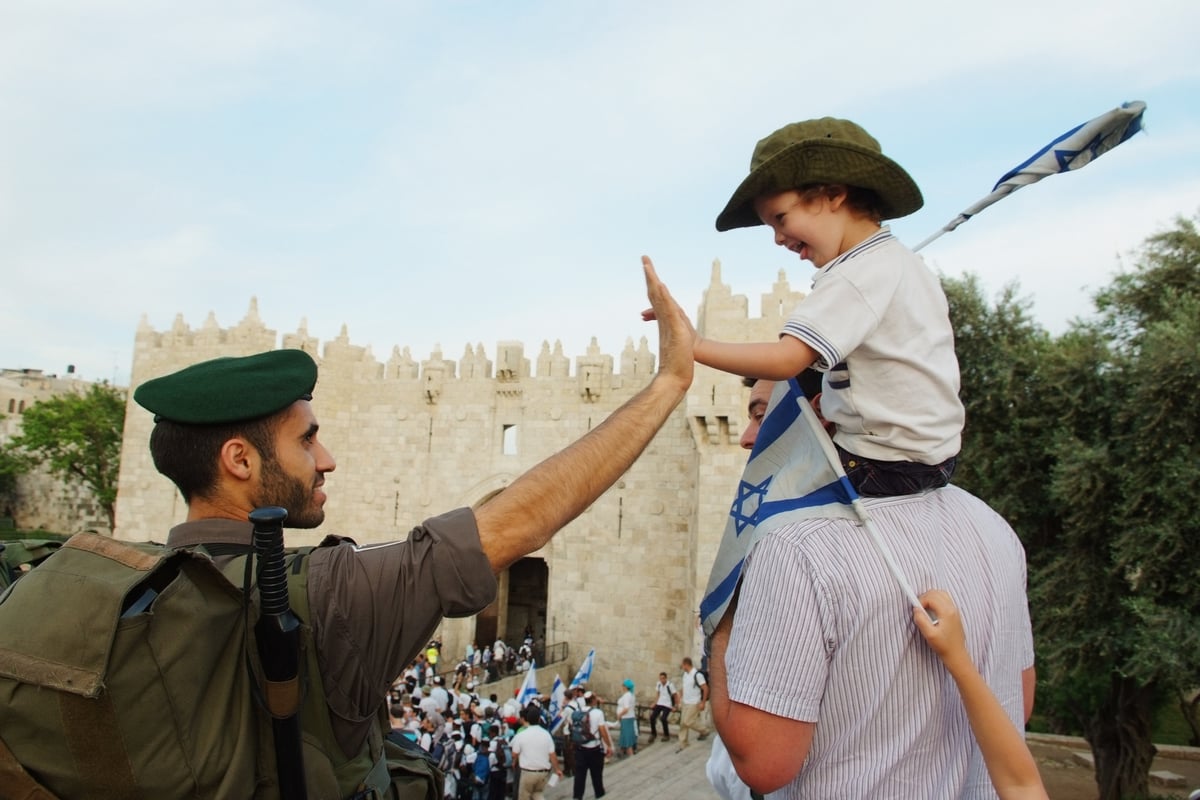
{"left": 650, "top": 117, "right": 964, "bottom": 496}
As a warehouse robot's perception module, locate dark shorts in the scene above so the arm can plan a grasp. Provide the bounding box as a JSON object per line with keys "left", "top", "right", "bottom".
{"left": 837, "top": 445, "right": 957, "bottom": 497}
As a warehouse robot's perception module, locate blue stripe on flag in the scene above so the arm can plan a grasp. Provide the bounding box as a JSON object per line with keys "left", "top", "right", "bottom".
{"left": 699, "top": 558, "right": 744, "bottom": 623}
{"left": 758, "top": 476, "right": 856, "bottom": 517}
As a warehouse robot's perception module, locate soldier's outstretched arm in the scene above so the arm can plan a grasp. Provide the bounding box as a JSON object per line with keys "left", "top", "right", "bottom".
{"left": 474, "top": 257, "right": 693, "bottom": 572}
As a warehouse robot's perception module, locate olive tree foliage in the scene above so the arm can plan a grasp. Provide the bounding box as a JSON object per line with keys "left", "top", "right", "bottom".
{"left": 0, "top": 426, "right": 26, "bottom": 506}
{"left": 8, "top": 382, "right": 126, "bottom": 530}
{"left": 945, "top": 214, "right": 1200, "bottom": 800}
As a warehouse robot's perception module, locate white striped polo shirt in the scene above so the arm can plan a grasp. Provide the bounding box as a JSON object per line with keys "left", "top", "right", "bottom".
{"left": 726, "top": 485, "right": 1033, "bottom": 799}
{"left": 780, "top": 227, "right": 964, "bottom": 465}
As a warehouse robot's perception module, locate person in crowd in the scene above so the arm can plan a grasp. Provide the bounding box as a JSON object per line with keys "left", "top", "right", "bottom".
{"left": 648, "top": 671, "right": 678, "bottom": 744}
{"left": 512, "top": 704, "right": 563, "bottom": 800}
{"left": 615, "top": 679, "right": 638, "bottom": 757}
{"left": 677, "top": 656, "right": 709, "bottom": 752}
{"left": 571, "top": 691, "right": 611, "bottom": 800}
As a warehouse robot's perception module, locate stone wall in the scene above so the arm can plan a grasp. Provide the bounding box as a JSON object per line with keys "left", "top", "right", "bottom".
{"left": 113, "top": 263, "right": 807, "bottom": 696}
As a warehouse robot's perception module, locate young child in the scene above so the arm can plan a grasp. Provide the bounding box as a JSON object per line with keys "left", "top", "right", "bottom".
{"left": 914, "top": 590, "right": 1049, "bottom": 800}
{"left": 648, "top": 117, "right": 964, "bottom": 496}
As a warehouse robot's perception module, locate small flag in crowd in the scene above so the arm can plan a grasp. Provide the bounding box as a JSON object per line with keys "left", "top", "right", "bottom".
{"left": 517, "top": 660, "right": 539, "bottom": 707}
{"left": 913, "top": 100, "right": 1146, "bottom": 251}
{"left": 570, "top": 648, "right": 594, "bottom": 689}
{"left": 549, "top": 674, "right": 567, "bottom": 732}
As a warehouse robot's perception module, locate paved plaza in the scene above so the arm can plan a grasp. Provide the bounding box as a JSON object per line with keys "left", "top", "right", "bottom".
{"left": 542, "top": 733, "right": 721, "bottom": 800}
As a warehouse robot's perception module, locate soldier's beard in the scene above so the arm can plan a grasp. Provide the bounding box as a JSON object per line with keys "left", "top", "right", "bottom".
{"left": 254, "top": 458, "right": 325, "bottom": 529}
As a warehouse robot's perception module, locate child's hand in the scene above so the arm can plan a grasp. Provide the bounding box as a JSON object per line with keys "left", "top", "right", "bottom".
{"left": 914, "top": 589, "right": 968, "bottom": 666}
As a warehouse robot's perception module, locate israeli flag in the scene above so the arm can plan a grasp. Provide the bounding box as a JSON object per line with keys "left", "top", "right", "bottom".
{"left": 915, "top": 101, "right": 1146, "bottom": 251}
{"left": 549, "top": 674, "right": 567, "bottom": 732}
{"left": 700, "top": 378, "right": 929, "bottom": 638}
{"left": 517, "top": 661, "right": 539, "bottom": 707}
{"left": 569, "top": 648, "right": 594, "bottom": 689}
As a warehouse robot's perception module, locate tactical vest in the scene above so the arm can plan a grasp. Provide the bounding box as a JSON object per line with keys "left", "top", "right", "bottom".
{"left": 0, "top": 532, "right": 440, "bottom": 799}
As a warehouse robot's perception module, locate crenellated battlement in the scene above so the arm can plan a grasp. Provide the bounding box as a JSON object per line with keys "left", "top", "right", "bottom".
{"left": 133, "top": 296, "right": 667, "bottom": 387}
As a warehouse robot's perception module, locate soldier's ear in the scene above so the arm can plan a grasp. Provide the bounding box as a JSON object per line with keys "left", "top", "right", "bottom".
{"left": 218, "top": 436, "right": 257, "bottom": 482}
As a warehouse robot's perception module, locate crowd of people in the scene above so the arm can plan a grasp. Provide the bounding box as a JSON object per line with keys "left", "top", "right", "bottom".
{"left": 388, "top": 648, "right": 723, "bottom": 800}
{"left": 388, "top": 635, "right": 561, "bottom": 800}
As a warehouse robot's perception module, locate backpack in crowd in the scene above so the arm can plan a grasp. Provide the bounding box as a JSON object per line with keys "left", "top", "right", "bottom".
{"left": 0, "top": 532, "right": 441, "bottom": 800}
{"left": 472, "top": 751, "right": 490, "bottom": 786}
{"left": 569, "top": 707, "right": 596, "bottom": 745}
{"left": 432, "top": 736, "right": 460, "bottom": 777}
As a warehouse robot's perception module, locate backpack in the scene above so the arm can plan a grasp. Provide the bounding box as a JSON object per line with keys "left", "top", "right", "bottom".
{"left": 569, "top": 707, "right": 596, "bottom": 744}
{"left": 433, "top": 736, "right": 460, "bottom": 776}
{"left": 493, "top": 741, "right": 513, "bottom": 774}
{"left": 0, "top": 532, "right": 442, "bottom": 800}
{"left": 472, "top": 751, "right": 490, "bottom": 785}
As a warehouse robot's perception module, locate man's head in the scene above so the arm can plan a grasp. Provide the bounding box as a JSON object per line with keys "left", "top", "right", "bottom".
{"left": 715, "top": 117, "right": 922, "bottom": 233}
{"left": 681, "top": 656, "right": 694, "bottom": 671}
{"left": 135, "top": 349, "right": 335, "bottom": 527}
{"left": 658, "top": 671, "right": 668, "bottom": 683}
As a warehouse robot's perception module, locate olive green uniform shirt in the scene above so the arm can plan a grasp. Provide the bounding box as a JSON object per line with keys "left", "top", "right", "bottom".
{"left": 165, "top": 507, "right": 497, "bottom": 756}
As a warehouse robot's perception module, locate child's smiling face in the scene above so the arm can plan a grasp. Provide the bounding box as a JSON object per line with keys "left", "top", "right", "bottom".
{"left": 753, "top": 189, "right": 844, "bottom": 268}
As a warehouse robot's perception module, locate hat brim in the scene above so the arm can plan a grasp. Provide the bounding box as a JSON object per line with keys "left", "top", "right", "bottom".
{"left": 715, "top": 139, "right": 923, "bottom": 231}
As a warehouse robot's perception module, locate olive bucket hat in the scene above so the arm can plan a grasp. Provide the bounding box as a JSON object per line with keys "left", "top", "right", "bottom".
{"left": 715, "top": 117, "right": 923, "bottom": 231}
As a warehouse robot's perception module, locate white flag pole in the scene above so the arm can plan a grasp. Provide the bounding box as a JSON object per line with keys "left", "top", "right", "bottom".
{"left": 796, "top": 392, "right": 926, "bottom": 614}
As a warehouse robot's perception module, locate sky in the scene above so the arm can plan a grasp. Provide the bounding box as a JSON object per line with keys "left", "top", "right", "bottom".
{"left": 2, "top": 0, "right": 1198, "bottom": 386}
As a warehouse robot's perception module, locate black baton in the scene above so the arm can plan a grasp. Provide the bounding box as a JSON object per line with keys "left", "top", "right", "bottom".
{"left": 250, "top": 506, "right": 308, "bottom": 800}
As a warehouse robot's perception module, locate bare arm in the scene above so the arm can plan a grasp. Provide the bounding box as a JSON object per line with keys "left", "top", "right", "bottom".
{"left": 474, "top": 257, "right": 694, "bottom": 572}
{"left": 1022, "top": 666, "right": 1036, "bottom": 724}
{"left": 694, "top": 335, "right": 818, "bottom": 381}
{"left": 914, "top": 591, "right": 1049, "bottom": 800}
{"left": 709, "top": 600, "right": 813, "bottom": 794}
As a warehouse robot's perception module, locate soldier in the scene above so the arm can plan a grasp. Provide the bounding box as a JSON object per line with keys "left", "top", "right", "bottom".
{"left": 78, "top": 259, "right": 688, "bottom": 797}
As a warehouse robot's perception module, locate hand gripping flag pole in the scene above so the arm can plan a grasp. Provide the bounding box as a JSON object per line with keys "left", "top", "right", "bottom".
{"left": 912, "top": 100, "right": 1147, "bottom": 252}
{"left": 700, "top": 379, "right": 925, "bottom": 639}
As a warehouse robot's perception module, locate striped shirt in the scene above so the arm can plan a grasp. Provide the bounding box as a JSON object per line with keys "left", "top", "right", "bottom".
{"left": 726, "top": 485, "right": 1033, "bottom": 799}
{"left": 780, "top": 227, "right": 964, "bottom": 464}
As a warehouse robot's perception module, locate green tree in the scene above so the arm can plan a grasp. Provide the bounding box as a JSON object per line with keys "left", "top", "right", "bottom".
{"left": 951, "top": 215, "right": 1200, "bottom": 800}
{"left": 0, "top": 431, "right": 28, "bottom": 509}
{"left": 942, "top": 275, "right": 1057, "bottom": 549}
{"left": 9, "top": 382, "right": 126, "bottom": 530}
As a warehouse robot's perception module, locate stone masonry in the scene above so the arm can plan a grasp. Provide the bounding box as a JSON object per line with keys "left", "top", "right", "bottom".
{"left": 113, "top": 262, "right": 807, "bottom": 696}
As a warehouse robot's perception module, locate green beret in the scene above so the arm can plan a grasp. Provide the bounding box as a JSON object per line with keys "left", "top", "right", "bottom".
{"left": 134, "top": 350, "right": 318, "bottom": 425}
